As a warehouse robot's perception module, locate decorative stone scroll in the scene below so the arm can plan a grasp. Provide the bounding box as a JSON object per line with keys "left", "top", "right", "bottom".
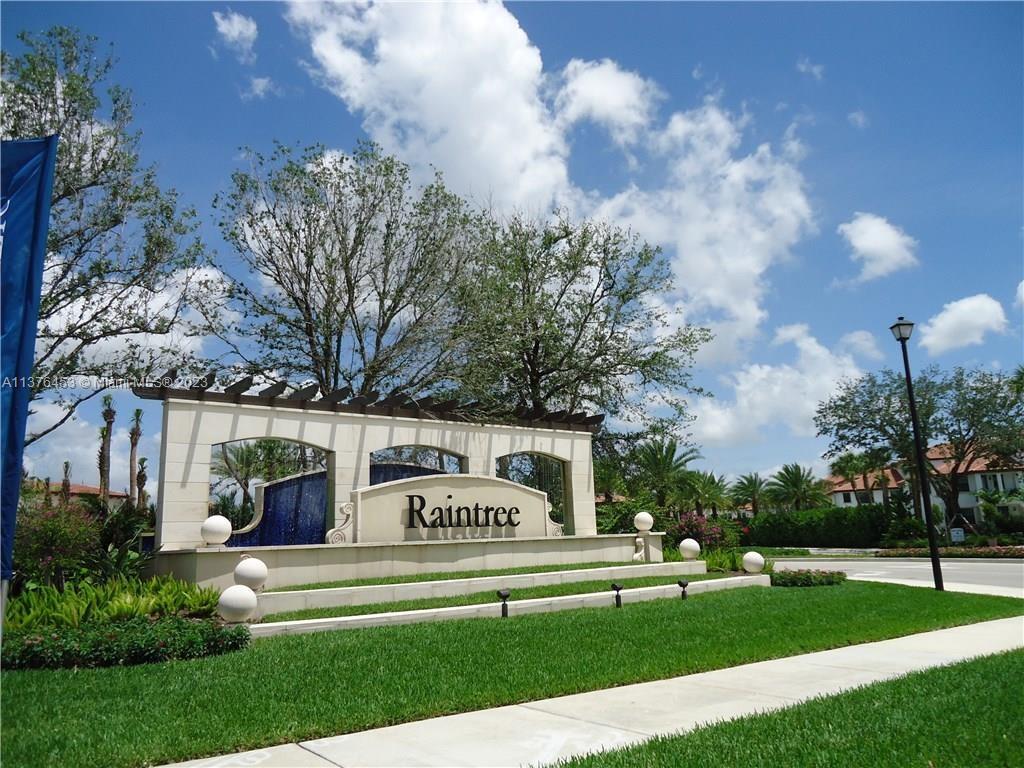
{"left": 325, "top": 503, "right": 354, "bottom": 543}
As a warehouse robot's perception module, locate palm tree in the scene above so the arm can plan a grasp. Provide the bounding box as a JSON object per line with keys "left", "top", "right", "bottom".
{"left": 136, "top": 457, "right": 149, "bottom": 513}
{"left": 633, "top": 439, "right": 702, "bottom": 508}
{"left": 211, "top": 442, "right": 263, "bottom": 513}
{"left": 685, "top": 471, "right": 730, "bottom": 516}
{"left": 829, "top": 452, "right": 864, "bottom": 505}
{"left": 128, "top": 409, "right": 143, "bottom": 509}
{"left": 98, "top": 394, "right": 116, "bottom": 507}
{"left": 767, "top": 463, "right": 831, "bottom": 511}
{"left": 731, "top": 472, "right": 768, "bottom": 515}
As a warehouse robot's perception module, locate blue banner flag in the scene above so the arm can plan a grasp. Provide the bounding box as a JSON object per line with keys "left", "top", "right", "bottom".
{"left": 1, "top": 136, "right": 59, "bottom": 581}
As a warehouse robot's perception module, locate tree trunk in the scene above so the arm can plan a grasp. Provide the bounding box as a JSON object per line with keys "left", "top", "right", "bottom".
{"left": 98, "top": 426, "right": 110, "bottom": 508}
{"left": 100, "top": 402, "right": 115, "bottom": 508}
{"left": 128, "top": 438, "right": 139, "bottom": 509}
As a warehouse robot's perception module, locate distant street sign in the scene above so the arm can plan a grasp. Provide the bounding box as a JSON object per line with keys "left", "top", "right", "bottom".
{"left": 950, "top": 528, "right": 965, "bottom": 544}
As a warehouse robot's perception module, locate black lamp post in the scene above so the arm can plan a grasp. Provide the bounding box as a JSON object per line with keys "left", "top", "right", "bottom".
{"left": 889, "top": 316, "right": 944, "bottom": 591}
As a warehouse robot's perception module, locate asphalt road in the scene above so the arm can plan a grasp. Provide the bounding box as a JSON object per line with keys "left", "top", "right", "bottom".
{"left": 776, "top": 557, "right": 1024, "bottom": 597}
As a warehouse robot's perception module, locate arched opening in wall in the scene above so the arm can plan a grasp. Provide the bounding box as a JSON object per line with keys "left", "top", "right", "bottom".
{"left": 369, "top": 446, "right": 466, "bottom": 485}
{"left": 496, "top": 453, "right": 566, "bottom": 524}
{"left": 209, "top": 438, "right": 328, "bottom": 547}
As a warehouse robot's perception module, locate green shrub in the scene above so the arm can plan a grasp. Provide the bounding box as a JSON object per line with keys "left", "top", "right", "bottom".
{"left": 3, "top": 576, "right": 219, "bottom": 631}
{"left": 771, "top": 569, "right": 847, "bottom": 587}
{"left": 0, "top": 617, "right": 249, "bottom": 670}
{"left": 596, "top": 499, "right": 664, "bottom": 535}
{"left": 748, "top": 505, "right": 888, "bottom": 548}
{"left": 876, "top": 546, "right": 1024, "bottom": 559}
{"left": 13, "top": 496, "right": 101, "bottom": 588}
{"left": 882, "top": 516, "right": 927, "bottom": 547}
{"left": 664, "top": 513, "right": 742, "bottom": 551}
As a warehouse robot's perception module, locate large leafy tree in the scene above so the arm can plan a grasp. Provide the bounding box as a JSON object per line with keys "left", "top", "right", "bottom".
{"left": 209, "top": 142, "right": 483, "bottom": 397}
{"left": 816, "top": 367, "right": 1023, "bottom": 521}
{"left": 766, "top": 464, "right": 831, "bottom": 511}
{"left": 815, "top": 368, "right": 942, "bottom": 518}
{"left": 455, "top": 213, "right": 712, "bottom": 420}
{"left": 1, "top": 27, "right": 210, "bottom": 443}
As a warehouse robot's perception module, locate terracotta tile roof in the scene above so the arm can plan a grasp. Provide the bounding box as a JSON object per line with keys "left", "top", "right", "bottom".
{"left": 829, "top": 467, "right": 905, "bottom": 493}
{"left": 49, "top": 483, "right": 128, "bottom": 498}
{"left": 925, "top": 444, "right": 1024, "bottom": 474}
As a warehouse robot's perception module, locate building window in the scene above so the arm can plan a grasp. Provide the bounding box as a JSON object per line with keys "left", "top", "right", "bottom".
{"left": 956, "top": 475, "right": 970, "bottom": 492}
{"left": 842, "top": 492, "right": 851, "bottom": 503}
{"left": 856, "top": 491, "right": 872, "bottom": 504}
{"left": 981, "top": 474, "right": 999, "bottom": 492}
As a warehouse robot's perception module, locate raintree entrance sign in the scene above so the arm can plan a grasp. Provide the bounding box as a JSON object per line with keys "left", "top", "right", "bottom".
{"left": 353, "top": 475, "right": 560, "bottom": 543}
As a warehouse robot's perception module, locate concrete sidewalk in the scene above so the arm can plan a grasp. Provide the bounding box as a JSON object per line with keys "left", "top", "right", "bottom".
{"left": 161, "top": 615, "right": 1024, "bottom": 768}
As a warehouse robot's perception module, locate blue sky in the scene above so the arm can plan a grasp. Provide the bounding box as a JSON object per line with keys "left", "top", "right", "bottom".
{"left": 6, "top": 1, "right": 1022, "bottom": 491}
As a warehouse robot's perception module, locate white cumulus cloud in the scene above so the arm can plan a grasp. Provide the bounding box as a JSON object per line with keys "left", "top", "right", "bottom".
{"left": 287, "top": 0, "right": 816, "bottom": 363}
{"left": 242, "top": 76, "right": 280, "bottom": 101}
{"left": 286, "top": 0, "right": 570, "bottom": 210}
{"left": 837, "top": 212, "right": 918, "bottom": 283}
{"left": 213, "top": 10, "right": 258, "bottom": 64}
{"left": 918, "top": 294, "right": 1008, "bottom": 356}
{"left": 690, "top": 324, "right": 862, "bottom": 445}
{"left": 556, "top": 58, "right": 662, "bottom": 147}
{"left": 595, "top": 101, "right": 815, "bottom": 361}
{"left": 848, "top": 110, "right": 868, "bottom": 129}
{"left": 1015, "top": 280, "right": 1023, "bottom": 308}
{"left": 796, "top": 56, "right": 824, "bottom": 81}
{"left": 839, "top": 330, "right": 883, "bottom": 360}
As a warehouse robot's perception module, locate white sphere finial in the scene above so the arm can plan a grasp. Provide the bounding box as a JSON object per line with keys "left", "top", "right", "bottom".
{"left": 742, "top": 551, "right": 766, "bottom": 574}
{"left": 201, "top": 515, "right": 232, "bottom": 545}
{"left": 679, "top": 538, "right": 700, "bottom": 561}
{"left": 234, "top": 555, "right": 269, "bottom": 591}
{"left": 633, "top": 511, "right": 654, "bottom": 533}
{"left": 218, "top": 584, "right": 257, "bottom": 623}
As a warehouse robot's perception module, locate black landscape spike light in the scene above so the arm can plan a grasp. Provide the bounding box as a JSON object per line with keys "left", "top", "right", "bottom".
{"left": 678, "top": 579, "right": 689, "bottom": 601}
{"left": 611, "top": 583, "right": 623, "bottom": 608}
{"left": 497, "top": 589, "right": 511, "bottom": 618}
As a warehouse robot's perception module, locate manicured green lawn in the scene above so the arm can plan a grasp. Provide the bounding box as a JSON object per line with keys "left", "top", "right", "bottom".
{"left": 560, "top": 649, "right": 1024, "bottom": 768}
{"left": 3, "top": 582, "right": 1020, "bottom": 768}
{"left": 261, "top": 572, "right": 728, "bottom": 622}
{"left": 269, "top": 560, "right": 639, "bottom": 591}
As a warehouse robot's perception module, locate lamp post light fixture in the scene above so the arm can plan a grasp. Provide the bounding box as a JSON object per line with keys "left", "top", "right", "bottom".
{"left": 610, "top": 583, "right": 623, "bottom": 608}
{"left": 889, "top": 316, "right": 944, "bottom": 591}
{"left": 496, "top": 589, "right": 511, "bottom": 618}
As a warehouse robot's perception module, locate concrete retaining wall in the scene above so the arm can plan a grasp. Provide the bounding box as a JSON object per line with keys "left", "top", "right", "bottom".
{"left": 259, "top": 559, "right": 705, "bottom": 616}
{"left": 152, "top": 532, "right": 665, "bottom": 590}
{"left": 249, "top": 574, "right": 769, "bottom": 637}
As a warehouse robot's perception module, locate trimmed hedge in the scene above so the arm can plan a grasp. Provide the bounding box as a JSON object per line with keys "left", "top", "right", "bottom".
{"left": 876, "top": 546, "right": 1024, "bottom": 559}
{"left": 771, "top": 569, "right": 848, "bottom": 587}
{"left": 748, "top": 506, "right": 888, "bottom": 548}
{"left": 1, "top": 616, "right": 249, "bottom": 670}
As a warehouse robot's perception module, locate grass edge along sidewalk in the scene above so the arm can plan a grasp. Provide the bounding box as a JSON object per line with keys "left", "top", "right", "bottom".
{"left": 559, "top": 648, "right": 1024, "bottom": 768}
{"left": 3, "top": 582, "right": 1022, "bottom": 768}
